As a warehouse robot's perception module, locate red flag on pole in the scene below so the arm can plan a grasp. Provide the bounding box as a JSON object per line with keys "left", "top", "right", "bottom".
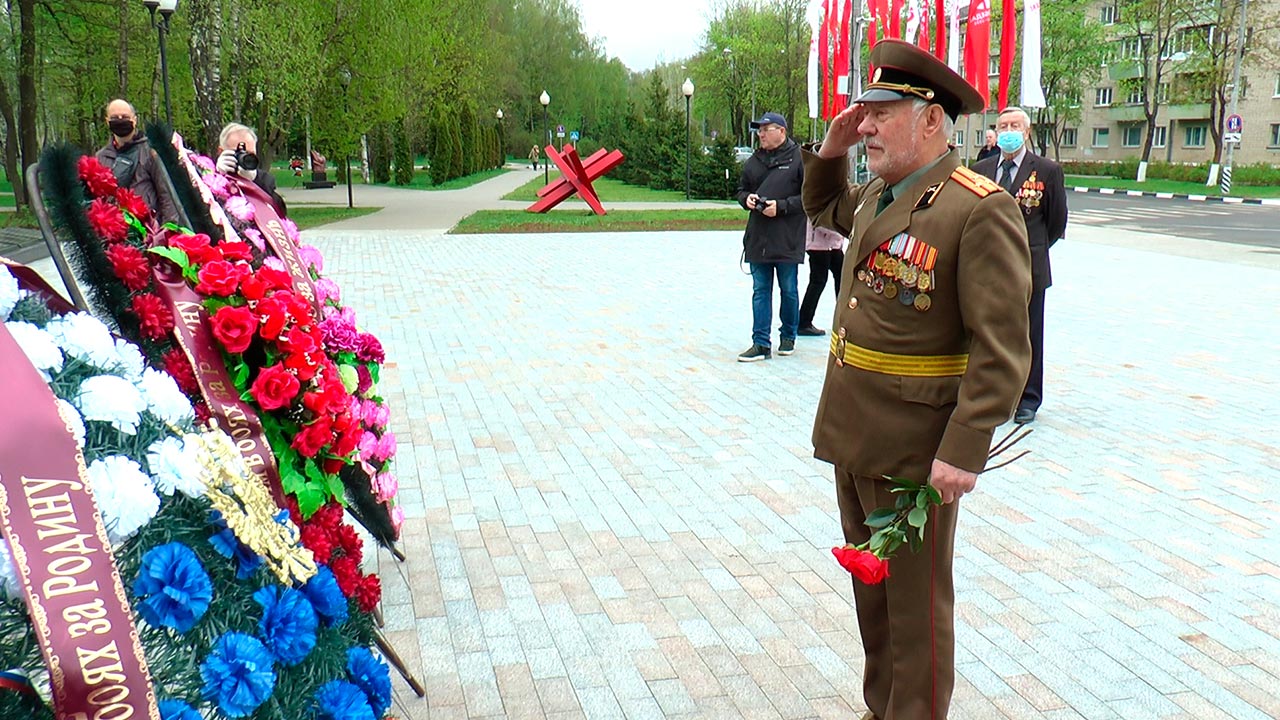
{"left": 889, "top": 0, "right": 903, "bottom": 38}
{"left": 998, "top": 0, "right": 1017, "bottom": 110}
{"left": 819, "top": 0, "right": 832, "bottom": 117}
{"left": 934, "top": 0, "right": 946, "bottom": 60}
{"left": 917, "top": 1, "right": 931, "bottom": 51}
{"left": 834, "top": 0, "right": 852, "bottom": 114}
{"left": 964, "top": 0, "right": 991, "bottom": 110}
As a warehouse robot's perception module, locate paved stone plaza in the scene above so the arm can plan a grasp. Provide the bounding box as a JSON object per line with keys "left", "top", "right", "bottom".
{"left": 303, "top": 217, "right": 1280, "bottom": 720}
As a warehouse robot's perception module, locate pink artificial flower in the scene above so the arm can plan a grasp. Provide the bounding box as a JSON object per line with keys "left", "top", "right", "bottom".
{"left": 373, "top": 472, "right": 398, "bottom": 503}
{"left": 319, "top": 311, "right": 360, "bottom": 354}
{"left": 356, "top": 364, "right": 373, "bottom": 395}
{"left": 362, "top": 399, "right": 389, "bottom": 430}
{"left": 356, "top": 333, "right": 385, "bottom": 364}
{"left": 316, "top": 278, "right": 341, "bottom": 305}
{"left": 243, "top": 227, "right": 265, "bottom": 252}
{"left": 374, "top": 432, "right": 397, "bottom": 462}
{"left": 225, "top": 195, "right": 255, "bottom": 223}
{"left": 263, "top": 256, "right": 287, "bottom": 272}
{"left": 282, "top": 218, "right": 301, "bottom": 244}
{"left": 203, "top": 172, "right": 231, "bottom": 200}
{"left": 390, "top": 506, "right": 405, "bottom": 532}
{"left": 298, "top": 245, "right": 324, "bottom": 273}
{"left": 193, "top": 154, "right": 216, "bottom": 171}
{"left": 358, "top": 431, "right": 378, "bottom": 461}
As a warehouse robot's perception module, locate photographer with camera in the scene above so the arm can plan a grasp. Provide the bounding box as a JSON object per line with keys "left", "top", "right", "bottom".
{"left": 216, "top": 123, "right": 287, "bottom": 217}
{"left": 735, "top": 112, "right": 805, "bottom": 362}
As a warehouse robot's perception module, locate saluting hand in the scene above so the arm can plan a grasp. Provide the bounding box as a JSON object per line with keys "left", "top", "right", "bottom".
{"left": 817, "top": 104, "right": 868, "bottom": 159}
{"left": 930, "top": 458, "right": 977, "bottom": 504}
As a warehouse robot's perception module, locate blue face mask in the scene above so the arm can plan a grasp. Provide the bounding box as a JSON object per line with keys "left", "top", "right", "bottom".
{"left": 997, "top": 130, "right": 1025, "bottom": 153}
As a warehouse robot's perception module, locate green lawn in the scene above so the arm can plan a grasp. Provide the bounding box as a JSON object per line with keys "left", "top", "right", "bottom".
{"left": 451, "top": 208, "right": 746, "bottom": 234}
{"left": 1065, "top": 175, "right": 1280, "bottom": 198}
{"left": 375, "top": 167, "right": 508, "bottom": 190}
{"left": 502, "top": 172, "right": 694, "bottom": 203}
{"left": 0, "top": 208, "right": 37, "bottom": 228}
{"left": 289, "top": 206, "right": 382, "bottom": 230}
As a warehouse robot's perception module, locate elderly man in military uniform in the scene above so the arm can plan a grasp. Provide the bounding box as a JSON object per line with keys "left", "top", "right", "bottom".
{"left": 802, "top": 40, "right": 1032, "bottom": 720}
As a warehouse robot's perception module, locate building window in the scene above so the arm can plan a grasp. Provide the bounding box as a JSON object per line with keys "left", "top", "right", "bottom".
{"left": 1122, "top": 125, "right": 1143, "bottom": 147}
{"left": 1274, "top": 74, "right": 1280, "bottom": 97}
{"left": 1270, "top": 123, "right": 1280, "bottom": 148}
{"left": 1093, "top": 128, "right": 1110, "bottom": 147}
{"left": 1101, "top": 4, "right": 1118, "bottom": 24}
{"left": 1062, "top": 128, "right": 1078, "bottom": 147}
{"left": 1158, "top": 82, "right": 1170, "bottom": 104}
{"left": 1125, "top": 84, "right": 1145, "bottom": 105}
{"left": 1095, "top": 87, "right": 1113, "bottom": 106}
{"left": 989, "top": 56, "right": 1000, "bottom": 76}
{"left": 1152, "top": 126, "right": 1167, "bottom": 148}
{"left": 975, "top": 129, "right": 985, "bottom": 146}
{"left": 1168, "top": 25, "right": 1212, "bottom": 58}
{"left": 1184, "top": 125, "right": 1207, "bottom": 147}
{"left": 1118, "top": 36, "right": 1144, "bottom": 61}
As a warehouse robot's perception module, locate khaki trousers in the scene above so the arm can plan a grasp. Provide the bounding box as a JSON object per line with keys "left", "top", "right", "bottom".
{"left": 836, "top": 468, "right": 960, "bottom": 720}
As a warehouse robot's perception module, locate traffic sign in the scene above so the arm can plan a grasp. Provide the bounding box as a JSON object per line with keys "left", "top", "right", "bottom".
{"left": 570, "top": 130, "right": 580, "bottom": 142}
{"left": 556, "top": 124, "right": 565, "bottom": 138}
{"left": 1224, "top": 132, "right": 1242, "bottom": 144}
{"left": 1226, "top": 114, "right": 1243, "bottom": 133}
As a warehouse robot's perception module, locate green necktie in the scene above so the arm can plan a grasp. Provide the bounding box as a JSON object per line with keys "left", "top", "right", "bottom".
{"left": 875, "top": 186, "right": 894, "bottom": 216}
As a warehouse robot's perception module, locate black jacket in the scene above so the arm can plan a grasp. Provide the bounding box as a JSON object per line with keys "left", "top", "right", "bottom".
{"left": 736, "top": 138, "right": 805, "bottom": 264}
{"left": 973, "top": 150, "right": 1067, "bottom": 289}
{"left": 96, "top": 135, "right": 180, "bottom": 225}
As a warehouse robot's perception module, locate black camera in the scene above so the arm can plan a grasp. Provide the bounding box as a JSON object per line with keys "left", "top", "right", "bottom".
{"left": 753, "top": 196, "right": 771, "bottom": 212}
{"left": 234, "top": 142, "right": 259, "bottom": 172}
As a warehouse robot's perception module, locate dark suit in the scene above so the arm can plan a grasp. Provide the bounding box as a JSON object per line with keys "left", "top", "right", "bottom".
{"left": 973, "top": 150, "right": 1067, "bottom": 412}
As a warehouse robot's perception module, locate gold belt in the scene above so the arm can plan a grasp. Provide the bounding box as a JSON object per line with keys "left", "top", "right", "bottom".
{"left": 829, "top": 335, "right": 968, "bottom": 377}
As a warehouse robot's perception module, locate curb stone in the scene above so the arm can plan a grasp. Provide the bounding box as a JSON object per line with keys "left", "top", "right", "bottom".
{"left": 1069, "top": 185, "right": 1280, "bottom": 206}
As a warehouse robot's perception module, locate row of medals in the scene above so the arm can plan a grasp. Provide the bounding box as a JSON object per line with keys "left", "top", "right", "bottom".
{"left": 856, "top": 251, "right": 934, "bottom": 312}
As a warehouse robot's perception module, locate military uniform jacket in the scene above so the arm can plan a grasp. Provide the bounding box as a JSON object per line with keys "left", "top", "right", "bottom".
{"left": 802, "top": 146, "right": 1032, "bottom": 480}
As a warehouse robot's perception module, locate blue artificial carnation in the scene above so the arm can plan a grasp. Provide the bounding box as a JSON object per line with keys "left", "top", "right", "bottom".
{"left": 200, "top": 632, "right": 277, "bottom": 718}
{"left": 209, "top": 525, "right": 263, "bottom": 579}
{"left": 302, "top": 566, "right": 349, "bottom": 627}
{"left": 157, "top": 699, "right": 202, "bottom": 720}
{"left": 132, "top": 543, "right": 213, "bottom": 633}
{"left": 346, "top": 647, "right": 392, "bottom": 716}
{"left": 254, "top": 586, "right": 318, "bottom": 666}
{"left": 314, "top": 679, "right": 376, "bottom": 720}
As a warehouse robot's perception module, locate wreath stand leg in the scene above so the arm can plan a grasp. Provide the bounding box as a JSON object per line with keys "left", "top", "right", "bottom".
{"left": 377, "top": 630, "right": 426, "bottom": 697}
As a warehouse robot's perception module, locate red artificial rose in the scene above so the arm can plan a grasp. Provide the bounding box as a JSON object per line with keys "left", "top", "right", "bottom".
{"left": 253, "top": 296, "right": 290, "bottom": 340}
{"left": 105, "top": 243, "right": 152, "bottom": 291}
{"left": 163, "top": 348, "right": 198, "bottom": 394}
{"left": 354, "top": 574, "right": 382, "bottom": 613}
{"left": 87, "top": 197, "right": 129, "bottom": 243}
{"left": 299, "top": 523, "right": 335, "bottom": 564}
{"left": 281, "top": 325, "right": 321, "bottom": 355}
{"left": 217, "top": 241, "right": 255, "bottom": 263}
{"left": 258, "top": 265, "right": 293, "bottom": 292}
{"left": 239, "top": 272, "right": 268, "bottom": 301}
{"left": 130, "top": 293, "right": 174, "bottom": 340}
{"left": 249, "top": 363, "right": 300, "bottom": 410}
{"left": 115, "top": 187, "right": 151, "bottom": 221}
{"left": 284, "top": 350, "right": 322, "bottom": 382}
{"left": 329, "top": 555, "right": 360, "bottom": 597}
{"left": 291, "top": 416, "right": 333, "bottom": 458}
{"left": 331, "top": 411, "right": 361, "bottom": 457}
{"left": 335, "top": 523, "right": 363, "bottom": 564}
{"left": 321, "top": 458, "right": 345, "bottom": 475}
{"left": 832, "top": 545, "right": 891, "bottom": 585}
{"left": 210, "top": 305, "right": 258, "bottom": 354}
{"left": 78, "top": 155, "right": 118, "bottom": 197}
{"left": 168, "top": 234, "right": 220, "bottom": 265}
{"left": 195, "top": 260, "right": 247, "bottom": 297}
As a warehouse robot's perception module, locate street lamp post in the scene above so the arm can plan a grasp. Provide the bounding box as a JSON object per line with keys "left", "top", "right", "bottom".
{"left": 496, "top": 109, "right": 504, "bottom": 169}
{"left": 722, "top": 48, "right": 734, "bottom": 144}
{"left": 540, "top": 90, "right": 551, "bottom": 186}
{"left": 142, "top": 0, "right": 178, "bottom": 126}
{"left": 682, "top": 78, "right": 694, "bottom": 200}
{"left": 340, "top": 69, "right": 353, "bottom": 209}
{"left": 1221, "top": 0, "right": 1249, "bottom": 195}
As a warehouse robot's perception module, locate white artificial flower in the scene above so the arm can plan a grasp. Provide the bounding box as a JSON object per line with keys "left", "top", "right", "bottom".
{"left": 5, "top": 321, "right": 64, "bottom": 381}
{"left": 0, "top": 543, "right": 20, "bottom": 599}
{"left": 111, "top": 338, "right": 146, "bottom": 383}
{"left": 55, "top": 397, "right": 86, "bottom": 449}
{"left": 0, "top": 266, "right": 23, "bottom": 321}
{"left": 146, "top": 436, "right": 206, "bottom": 498}
{"left": 137, "top": 368, "right": 194, "bottom": 427}
{"left": 43, "top": 312, "right": 119, "bottom": 371}
{"left": 76, "top": 375, "right": 148, "bottom": 435}
{"left": 87, "top": 456, "right": 159, "bottom": 544}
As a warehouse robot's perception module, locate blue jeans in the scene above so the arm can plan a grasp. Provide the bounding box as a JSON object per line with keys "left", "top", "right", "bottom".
{"left": 750, "top": 262, "right": 799, "bottom": 347}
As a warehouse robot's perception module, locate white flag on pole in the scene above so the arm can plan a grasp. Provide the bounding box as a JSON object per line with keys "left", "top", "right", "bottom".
{"left": 905, "top": 0, "right": 922, "bottom": 44}
{"left": 947, "top": 0, "right": 960, "bottom": 71}
{"left": 1021, "top": 0, "right": 1047, "bottom": 107}
{"left": 807, "top": 0, "right": 823, "bottom": 119}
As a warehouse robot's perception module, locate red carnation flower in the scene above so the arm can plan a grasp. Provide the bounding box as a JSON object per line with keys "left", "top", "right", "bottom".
{"left": 193, "top": 400, "right": 211, "bottom": 424}
{"left": 329, "top": 555, "right": 360, "bottom": 597}
{"left": 105, "top": 243, "right": 152, "bottom": 291}
{"left": 249, "top": 363, "right": 300, "bottom": 410}
{"left": 217, "top": 241, "right": 255, "bottom": 263}
{"left": 78, "top": 156, "right": 118, "bottom": 197}
{"left": 115, "top": 187, "right": 151, "bottom": 221}
{"left": 355, "top": 333, "right": 385, "bottom": 364}
{"left": 87, "top": 198, "right": 129, "bottom": 243}
{"left": 130, "top": 293, "right": 174, "bottom": 341}
{"left": 195, "top": 260, "right": 247, "bottom": 297}
{"left": 354, "top": 574, "right": 382, "bottom": 613}
{"left": 300, "top": 523, "right": 336, "bottom": 564}
{"left": 310, "top": 502, "right": 344, "bottom": 529}
{"left": 168, "top": 234, "right": 220, "bottom": 265}
{"left": 335, "top": 523, "right": 363, "bottom": 564}
{"left": 832, "top": 545, "right": 891, "bottom": 585}
{"left": 162, "top": 348, "right": 199, "bottom": 394}
{"left": 210, "top": 305, "right": 258, "bottom": 354}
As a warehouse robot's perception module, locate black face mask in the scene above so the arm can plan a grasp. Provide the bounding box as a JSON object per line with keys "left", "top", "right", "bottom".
{"left": 109, "top": 118, "right": 135, "bottom": 138}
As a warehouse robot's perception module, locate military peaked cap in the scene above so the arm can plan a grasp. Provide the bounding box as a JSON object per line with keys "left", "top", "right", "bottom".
{"left": 855, "top": 40, "right": 985, "bottom": 119}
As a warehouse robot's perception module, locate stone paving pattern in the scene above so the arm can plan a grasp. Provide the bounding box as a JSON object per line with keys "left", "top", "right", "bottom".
{"left": 298, "top": 216, "right": 1280, "bottom": 720}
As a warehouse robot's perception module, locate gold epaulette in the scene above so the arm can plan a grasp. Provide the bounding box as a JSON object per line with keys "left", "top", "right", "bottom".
{"left": 950, "top": 166, "right": 1001, "bottom": 198}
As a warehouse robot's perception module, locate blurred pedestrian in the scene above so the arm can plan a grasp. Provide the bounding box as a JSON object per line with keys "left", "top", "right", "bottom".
{"left": 798, "top": 222, "right": 845, "bottom": 336}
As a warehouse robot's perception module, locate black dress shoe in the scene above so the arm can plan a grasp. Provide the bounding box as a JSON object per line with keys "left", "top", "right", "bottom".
{"left": 798, "top": 325, "right": 826, "bottom": 336}
{"left": 1014, "top": 408, "right": 1036, "bottom": 424}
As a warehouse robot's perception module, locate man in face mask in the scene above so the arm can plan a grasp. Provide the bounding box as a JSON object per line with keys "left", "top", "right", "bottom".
{"left": 972, "top": 106, "right": 1068, "bottom": 424}
{"left": 95, "top": 99, "right": 180, "bottom": 225}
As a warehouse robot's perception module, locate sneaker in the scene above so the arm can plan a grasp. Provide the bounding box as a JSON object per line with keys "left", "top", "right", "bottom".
{"left": 778, "top": 338, "right": 795, "bottom": 355}
{"left": 798, "top": 325, "right": 826, "bottom": 336}
{"left": 738, "top": 344, "right": 771, "bottom": 362}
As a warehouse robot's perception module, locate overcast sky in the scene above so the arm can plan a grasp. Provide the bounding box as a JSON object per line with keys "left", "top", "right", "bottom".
{"left": 578, "top": 0, "right": 716, "bottom": 72}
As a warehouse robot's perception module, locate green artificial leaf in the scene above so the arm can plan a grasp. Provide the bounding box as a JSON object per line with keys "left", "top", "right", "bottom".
{"left": 231, "top": 362, "right": 250, "bottom": 390}
{"left": 148, "top": 245, "right": 190, "bottom": 271}
{"left": 124, "top": 212, "right": 147, "bottom": 236}
{"left": 907, "top": 507, "right": 928, "bottom": 529}
{"left": 865, "top": 508, "right": 898, "bottom": 529}
{"left": 337, "top": 351, "right": 357, "bottom": 365}
{"left": 368, "top": 362, "right": 381, "bottom": 385}
{"left": 304, "top": 459, "right": 326, "bottom": 484}
{"left": 240, "top": 388, "right": 254, "bottom": 403}
{"left": 296, "top": 484, "right": 326, "bottom": 518}
{"left": 916, "top": 491, "right": 931, "bottom": 509}
{"left": 324, "top": 471, "right": 345, "bottom": 500}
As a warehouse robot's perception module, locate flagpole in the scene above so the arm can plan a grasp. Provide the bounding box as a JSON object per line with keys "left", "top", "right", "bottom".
{"left": 851, "top": 0, "right": 864, "bottom": 183}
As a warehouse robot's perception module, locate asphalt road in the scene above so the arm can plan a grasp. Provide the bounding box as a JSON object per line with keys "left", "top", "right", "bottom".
{"left": 1066, "top": 191, "right": 1280, "bottom": 249}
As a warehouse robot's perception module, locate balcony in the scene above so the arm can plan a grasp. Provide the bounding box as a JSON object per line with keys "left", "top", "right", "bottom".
{"left": 1106, "top": 105, "right": 1147, "bottom": 122}
{"left": 1108, "top": 61, "right": 1144, "bottom": 81}
{"left": 1164, "top": 103, "right": 1210, "bottom": 120}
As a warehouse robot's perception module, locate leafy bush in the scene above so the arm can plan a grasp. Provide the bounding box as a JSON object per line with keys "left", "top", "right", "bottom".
{"left": 392, "top": 128, "right": 413, "bottom": 185}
